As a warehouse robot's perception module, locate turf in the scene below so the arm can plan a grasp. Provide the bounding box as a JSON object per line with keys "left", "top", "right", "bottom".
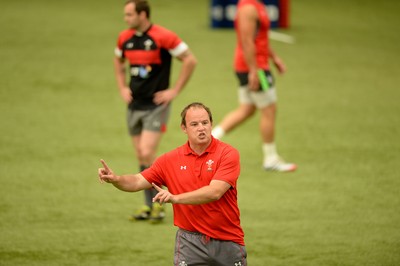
{"left": 1, "top": 0, "right": 399, "bottom": 265}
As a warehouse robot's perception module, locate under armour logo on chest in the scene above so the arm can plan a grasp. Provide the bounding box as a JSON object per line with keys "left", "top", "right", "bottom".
{"left": 180, "top": 166, "right": 187, "bottom": 170}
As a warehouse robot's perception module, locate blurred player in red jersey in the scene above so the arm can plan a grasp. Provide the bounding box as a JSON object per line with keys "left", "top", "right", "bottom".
{"left": 212, "top": 0, "right": 296, "bottom": 172}
{"left": 99, "top": 102, "right": 247, "bottom": 265}
{"left": 113, "top": 0, "right": 197, "bottom": 222}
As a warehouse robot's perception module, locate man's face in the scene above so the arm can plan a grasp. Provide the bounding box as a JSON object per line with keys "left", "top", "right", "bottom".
{"left": 124, "top": 3, "right": 141, "bottom": 29}
{"left": 181, "top": 107, "right": 212, "bottom": 146}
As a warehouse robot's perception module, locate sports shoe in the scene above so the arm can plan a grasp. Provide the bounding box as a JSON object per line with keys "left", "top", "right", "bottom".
{"left": 149, "top": 202, "right": 165, "bottom": 223}
{"left": 264, "top": 157, "right": 297, "bottom": 172}
{"left": 131, "top": 205, "right": 151, "bottom": 221}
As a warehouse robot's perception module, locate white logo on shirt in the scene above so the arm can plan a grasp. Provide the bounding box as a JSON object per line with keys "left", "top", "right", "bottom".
{"left": 206, "top": 159, "right": 214, "bottom": 171}
{"left": 180, "top": 166, "right": 187, "bottom": 170}
{"left": 144, "top": 39, "right": 153, "bottom": 50}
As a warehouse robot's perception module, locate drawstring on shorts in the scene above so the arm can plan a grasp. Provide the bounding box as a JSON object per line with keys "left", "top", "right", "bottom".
{"left": 201, "top": 234, "right": 211, "bottom": 245}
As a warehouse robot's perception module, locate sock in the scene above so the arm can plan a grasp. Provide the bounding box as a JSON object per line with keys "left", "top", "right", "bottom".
{"left": 144, "top": 189, "right": 155, "bottom": 209}
{"left": 140, "top": 165, "right": 153, "bottom": 208}
{"left": 212, "top": 126, "right": 225, "bottom": 139}
{"left": 262, "top": 143, "right": 278, "bottom": 164}
{"left": 139, "top": 165, "right": 148, "bottom": 172}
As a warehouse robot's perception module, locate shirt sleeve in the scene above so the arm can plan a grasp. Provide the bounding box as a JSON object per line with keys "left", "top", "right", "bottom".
{"left": 114, "top": 30, "right": 127, "bottom": 58}
{"left": 169, "top": 42, "right": 188, "bottom": 57}
{"left": 159, "top": 27, "right": 188, "bottom": 57}
{"left": 114, "top": 47, "right": 123, "bottom": 58}
{"left": 212, "top": 147, "right": 241, "bottom": 188}
{"left": 141, "top": 155, "right": 166, "bottom": 186}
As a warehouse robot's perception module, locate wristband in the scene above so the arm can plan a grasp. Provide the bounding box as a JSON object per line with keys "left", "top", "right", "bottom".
{"left": 257, "top": 69, "right": 270, "bottom": 91}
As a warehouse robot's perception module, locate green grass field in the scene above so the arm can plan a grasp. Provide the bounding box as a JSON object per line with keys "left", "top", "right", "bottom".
{"left": 1, "top": 0, "right": 399, "bottom": 265}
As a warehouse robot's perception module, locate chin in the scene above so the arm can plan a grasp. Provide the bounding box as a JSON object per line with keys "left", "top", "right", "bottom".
{"left": 198, "top": 137, "right": 210, "bottom": 143}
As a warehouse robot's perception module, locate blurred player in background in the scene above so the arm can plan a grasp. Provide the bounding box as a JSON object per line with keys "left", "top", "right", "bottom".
{"left": 114, "top": 0, "right": 197, "bottom": 222}
{"left": 212, "top": 0, "right": 296, "bottom": 172}
{"left": 99, "top": 102, "right": 247, "bottom": 265}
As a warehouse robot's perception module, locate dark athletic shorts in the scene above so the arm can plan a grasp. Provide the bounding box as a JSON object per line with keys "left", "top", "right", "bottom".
{"left": 174, "top": 228, "right": 247, "bottom": 266}
{"left": 126, "top": 104, "right": 170, "bottom": 136}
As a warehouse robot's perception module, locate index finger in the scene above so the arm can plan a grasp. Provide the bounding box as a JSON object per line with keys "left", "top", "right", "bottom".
{"left": 152, "top": 183, "right": 163, "bottom": 191}
{"left": 100, "top": 159, "right": 110, "bottom": 171}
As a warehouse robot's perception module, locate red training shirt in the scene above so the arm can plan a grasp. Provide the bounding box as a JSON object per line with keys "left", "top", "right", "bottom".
{"left": 141, "top": 137, "right": 245, "bottom": 246}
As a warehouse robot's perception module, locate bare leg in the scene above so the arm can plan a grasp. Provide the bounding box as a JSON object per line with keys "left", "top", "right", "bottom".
{"left": 260, "top": 103, "right": 297, "bottom": 171}
{"left": 259, "top": 103, "right": 276, "bottom": 143}
{"left": 132, "top": 130, "right": 163, "bottom": 166}
{"left": 216, "top": 104, "right": 256, "bottom": 135}
{"left": 132, "top": 131, "right": 163, "bottom": 210}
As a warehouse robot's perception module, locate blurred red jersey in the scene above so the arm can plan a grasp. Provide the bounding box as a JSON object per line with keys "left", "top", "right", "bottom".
{"left": 234, "top": 0, "right": 270, "bottom": 72}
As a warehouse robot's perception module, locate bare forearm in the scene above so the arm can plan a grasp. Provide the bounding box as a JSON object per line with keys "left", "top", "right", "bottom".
{"left": 269, "top": 48, "right": 278, "bottom": 62}
{"left": 113, "top": 57, "right": 127, "bottom": 90}
{"left": 172, "top": 185, "right": 222, "bottom": 205}
{"left": 269, "top": 48, "right": 286, "bottom": 74}
{"left": 111, "top": 174, "right": 151, "bottom": 192}
{"left": 152, "top": 178, "right": 232, "bottom": 206}
{"left": 99, "top": 160, "right": 152, "bottom": 192}
{"left": 172, "top": 53, "right": 197, "bottom": 94}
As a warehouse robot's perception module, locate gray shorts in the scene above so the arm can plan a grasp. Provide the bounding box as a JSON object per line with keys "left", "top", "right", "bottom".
{"left": 238, "top": 86, "right": 277, "bottom": 109}
{"left": 236, "top": 70, "right": 277, "bottom": 108}
{"left": 126, "top": 104, "right": 171, "bottom": 136}
{"left": 174, "top": 229, "right": 247, "bottom": 266}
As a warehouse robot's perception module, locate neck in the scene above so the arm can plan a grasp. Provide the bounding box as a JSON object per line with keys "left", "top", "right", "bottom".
{"left": 137, "top": 21, "right": 151, "bottom": 33}
{"left": 189, "top": 140, "right": 212, "bottom": 156}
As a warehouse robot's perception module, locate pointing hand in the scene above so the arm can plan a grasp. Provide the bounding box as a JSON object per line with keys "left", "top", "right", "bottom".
{"left": 152, "top": 183, "right": 175, "bottom": 204}
{"left": 98, "top": 159, "right": 118, "bottom": 184}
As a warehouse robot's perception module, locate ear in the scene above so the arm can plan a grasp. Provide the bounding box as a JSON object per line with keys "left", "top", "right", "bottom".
{"left": 139, "top": 11, "right": 147, "bottom": 20}
{"left": 181, "top": 124, "right": 187, "bottom": 134}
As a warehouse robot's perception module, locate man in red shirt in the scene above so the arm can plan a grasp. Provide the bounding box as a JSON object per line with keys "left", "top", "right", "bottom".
{"left": 114, "top": 0, "right": 197, "bottom": 222}
{"left": 212, "top": 0, "right": 296, "bottom": 172}
{"left": 99, "top": 102, "right": 247, "bottom": 265}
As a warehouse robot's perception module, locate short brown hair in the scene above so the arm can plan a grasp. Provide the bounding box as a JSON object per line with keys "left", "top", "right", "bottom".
{"left": 125, "top": 0, "right": 150, "bottom": 18}
{"left": 180, "top": 102, "right": 213, "bottom": 126}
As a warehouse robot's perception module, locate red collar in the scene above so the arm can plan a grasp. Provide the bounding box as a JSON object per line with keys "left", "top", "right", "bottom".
{"left": 183, "top": 136, "right": 218, "bottom": 156}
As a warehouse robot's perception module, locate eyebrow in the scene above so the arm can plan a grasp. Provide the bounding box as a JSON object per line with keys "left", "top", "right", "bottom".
{"left": 190, "top": 120, "right": 209, "bottom": 124}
